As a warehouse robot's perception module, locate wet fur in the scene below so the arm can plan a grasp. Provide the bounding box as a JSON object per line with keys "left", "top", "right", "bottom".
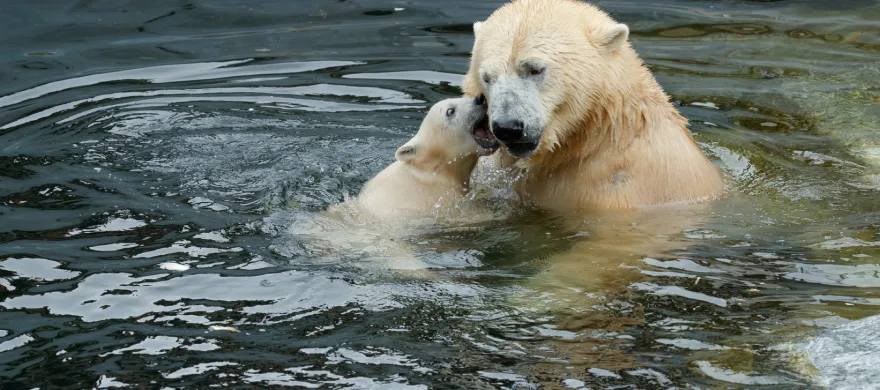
{"left": 464, "top": 0, "right": 725, "bottom": 211}
{"left": 354, "top": 98, "right": 487, "bottom": 219}
{"left": 463, "top": 0, "right": 725, "bottom": 349}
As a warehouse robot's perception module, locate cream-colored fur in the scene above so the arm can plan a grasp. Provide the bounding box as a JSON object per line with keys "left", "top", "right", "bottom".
{"left": 458, "top": 1, "right": 727, "bottom": 350}
{"left": 354, "top": 96, "right": 494, "bottom": 219}
{"left": 464, "top": 0, "right": 724, "bottom": 211}
{"left": 302, "top": 97, "right": 494, "bottom": 272}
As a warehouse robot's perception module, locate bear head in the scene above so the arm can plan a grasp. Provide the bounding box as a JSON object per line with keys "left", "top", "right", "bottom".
{"left": 395, "top": 96, "right": 499, "bottom": 173}
{"left": 463, "top": 0, "right": 631, "bottom": 160}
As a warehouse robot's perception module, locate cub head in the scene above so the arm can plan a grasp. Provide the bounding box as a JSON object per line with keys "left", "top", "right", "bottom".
{"left": 395, "top": 96, "right": 499, "bottom": 168}
{"left": 463, "top": 0, "right": 631, "bottom": 159}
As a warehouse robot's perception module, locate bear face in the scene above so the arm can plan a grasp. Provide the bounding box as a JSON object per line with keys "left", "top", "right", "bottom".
{"left": 395, "top": 95, "right": 499, "bottom": 167}
{"left": 463, "top": 0, "right": 631, "bottom": 159}
{"left": 352, "top": 95, "right": 500, "bottom": 219}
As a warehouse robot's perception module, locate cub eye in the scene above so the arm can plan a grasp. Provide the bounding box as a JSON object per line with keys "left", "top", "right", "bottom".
{"left": 446, "top": 107, "right": 456, "bottom": 117}
{"left": 529, "top": 66, "right": 545, "bottom": 76}
{"left": 482, "top": 73, "right": 492, "bottom": 84}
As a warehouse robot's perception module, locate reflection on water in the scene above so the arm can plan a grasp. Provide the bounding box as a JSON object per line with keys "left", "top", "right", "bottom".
{"left": 1, "top": 0, "right": 879, "bottom": 388}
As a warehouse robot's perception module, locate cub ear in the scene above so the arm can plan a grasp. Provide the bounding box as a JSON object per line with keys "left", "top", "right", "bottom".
{"left": 600, "top": 23, "right": 629, "bottom": 52}
{"left": 395, "top": 143, "right": 417, "bottom": 162}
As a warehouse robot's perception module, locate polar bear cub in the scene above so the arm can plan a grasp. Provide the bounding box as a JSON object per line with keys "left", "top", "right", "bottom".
{"left": 356, "top": 95, "right": 499, "bottom": 219}
{"left": 291, "top": 96, "right": 498, "bottom": 272}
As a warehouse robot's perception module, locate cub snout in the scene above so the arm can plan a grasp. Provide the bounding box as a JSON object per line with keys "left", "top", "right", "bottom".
{"left": 471, "top": 95, "right": 499, "bottom": 155}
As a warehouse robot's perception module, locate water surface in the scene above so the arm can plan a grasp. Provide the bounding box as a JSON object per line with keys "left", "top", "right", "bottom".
{"left": 1, "top": 1, "right": 879, "bottom": 388}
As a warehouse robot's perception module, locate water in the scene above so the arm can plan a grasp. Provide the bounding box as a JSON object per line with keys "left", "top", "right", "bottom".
{"left": 1, "top": 0, "right": 878, "bottom": 388}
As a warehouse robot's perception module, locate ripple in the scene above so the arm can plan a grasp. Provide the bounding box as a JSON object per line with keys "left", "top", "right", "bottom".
{"left": 343, "top": 70, "right": 462, "bottom": 86}
{"left": 588, "top": 368, "right": 621, "bottom": 379}
{"left": 100, "top": 335, "right": 218, "bottom": 356}
{"left": 695, "top": 361, "right": 788, "bottom": 385}
{"left": 0, "top": 334, "right": 35, "bottom": 353}
{"left": 3, "top": 83, "right": 423, "bottom": 129}
{"left": 0, "top": 257, "right": 81, "bottom": 281}
{"left": 814, "top": 237, "right": 880, "bottom": 250}
{"left": 630, "top": 282, "right": 728, "bottom": 307}
{"left": 193, "top": 231, "right": 230, "bottom": 243}
{"left": 1, "top": 271, "right": 396, "bottom": 323}
{"left": 781, "top": 262, "right": 880, "bottom": 287}
{"left": 245, "top": 366, "right": 429, "bottom": 389}
{"left": 66, "top": 217, "right": 147, "bottom": 237}
{"left": 45, "top": 95, "right": 419, "bottom": 130}
{"left": 88, "top": 243, "right": 140, "bottom": 252}
{"left": 657, "top": 338, "right": 730, "bottom": 350}
{"left": 642, "top": 258, "right": 726, "bottom": 274}
{"left": 164, "top": 362, "right": 238, "bottom": 380}
{"left": 0, "top": 60, "right": 363, "bottom": 109}
{"left": 133, "top": 241, "right": 243, "bottom": 259}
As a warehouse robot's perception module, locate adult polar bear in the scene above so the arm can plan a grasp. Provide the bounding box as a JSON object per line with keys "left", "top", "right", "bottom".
{"left": 462, "top": 0, "right": 729, "bottom": 341}
{"left": 464, "top": 0, "right": 724, "bottom": 211}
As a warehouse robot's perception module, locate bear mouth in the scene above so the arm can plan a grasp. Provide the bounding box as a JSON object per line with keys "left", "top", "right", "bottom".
{"left": 472, "top": 117, "right": 500, "bottom": 155}
{"left": 503, "top": 141, "right": 540, "bottom": 158}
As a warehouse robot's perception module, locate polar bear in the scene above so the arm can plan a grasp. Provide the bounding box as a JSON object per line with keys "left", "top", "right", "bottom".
{"left": 463, "top": 0, "right": 725, "bottom": 211}
{"left": 354, "top": 95, "right": 499, "bottom": 219}
{"left": 287, "top": 96, "right": 498, "bottom": 272}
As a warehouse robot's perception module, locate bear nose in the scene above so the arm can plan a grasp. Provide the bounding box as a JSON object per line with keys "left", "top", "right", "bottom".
{"left": 474, "top": 94, "right": 486, "bottom": 106}
{"left": 492, "top": 119, "right": 524, "bottom": 142}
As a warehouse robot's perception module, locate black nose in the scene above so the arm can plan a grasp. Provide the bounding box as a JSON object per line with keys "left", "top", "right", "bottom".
{"left": 492, "top": 119, "right": 524, "bottom": 142}
{"left": 474, "top": 94, "right": 486, "bottom": 106}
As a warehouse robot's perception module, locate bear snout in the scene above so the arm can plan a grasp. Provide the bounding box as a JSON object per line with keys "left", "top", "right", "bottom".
{"left": 491, "top": 119, "right": 524, "bottom": 143}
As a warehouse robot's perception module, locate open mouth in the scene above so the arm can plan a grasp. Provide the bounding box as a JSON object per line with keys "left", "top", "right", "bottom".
{"left": 472, "top": 116, "right": 500, "bottom": 155}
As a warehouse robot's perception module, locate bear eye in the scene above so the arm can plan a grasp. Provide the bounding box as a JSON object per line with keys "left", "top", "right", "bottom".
{"left": 446, "top": 107, "right": 456, "bottom": 117}
{"left": 482, "top": 73, "right": 493, "bottom": 84}
{"left": 529, "top": 66, "right": 544, "bottom": 76}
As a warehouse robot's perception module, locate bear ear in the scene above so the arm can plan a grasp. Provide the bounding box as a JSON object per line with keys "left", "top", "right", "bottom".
{"left": 462, "top": 72, "right": 481, "bottom": 97}
{"left": 472, "top": 21, "right": 483, "bottom": 38}
{"left": 395, "top": 143, "right": 417, "bottom": 162}
{"left": 600, "top": 23, "right": 629, "bottom": 52}
{"left": 463, "top": 22, "right": 485, "bottom": 97}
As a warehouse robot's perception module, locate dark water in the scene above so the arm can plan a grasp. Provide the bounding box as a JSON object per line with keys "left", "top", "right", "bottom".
{"left": 1, "top": 1, "right": 879, "bottom": 389}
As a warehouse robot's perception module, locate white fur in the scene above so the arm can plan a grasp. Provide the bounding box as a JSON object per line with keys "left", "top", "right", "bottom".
{"left": 353, "top": 97, "right": 489, "bottom": 219}
{"left": 462, "top": 0, "right": 724, "bottom": 210}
